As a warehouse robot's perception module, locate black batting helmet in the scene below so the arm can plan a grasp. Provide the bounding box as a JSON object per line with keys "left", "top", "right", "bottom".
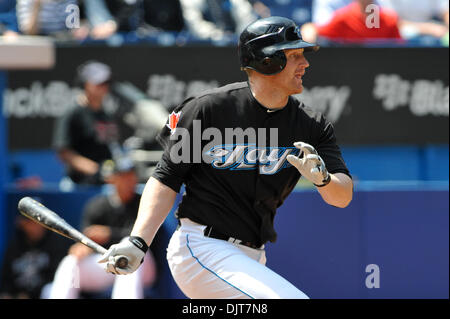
{"left": 238, "top": 16, "right": 319, "bottom": 75}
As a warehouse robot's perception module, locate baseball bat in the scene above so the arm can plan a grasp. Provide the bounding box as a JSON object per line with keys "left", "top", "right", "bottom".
{"left": 17, "top": 196, "right": 128, "bottom": 269}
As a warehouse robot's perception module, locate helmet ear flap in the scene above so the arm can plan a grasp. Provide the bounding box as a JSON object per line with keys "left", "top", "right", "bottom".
{"left": 254, "top": 50, "right": 287, "bottom": 75}
{"left": 262, "top": 57, "right": 272, "bottom": 66}
{"left": 238, "top": 41, "right": 255, "bottom": 70}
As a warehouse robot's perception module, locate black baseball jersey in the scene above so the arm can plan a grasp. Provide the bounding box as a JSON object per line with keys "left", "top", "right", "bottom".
{"left": 0, "top": 229, "right": 70, "bottom": 298}
{"left": 81, "top": 193, "right": 141, "bottom": 248}
{"left": 153, "top": 81, "right": 350, "bottom": 246}
{"left": 52, "top": 103, "right": 119, "bottom": 184}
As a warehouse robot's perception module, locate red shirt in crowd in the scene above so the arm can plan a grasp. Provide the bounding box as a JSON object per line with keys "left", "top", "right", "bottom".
{"left": 316, "top": 2, "right": 402, "bottom": 42}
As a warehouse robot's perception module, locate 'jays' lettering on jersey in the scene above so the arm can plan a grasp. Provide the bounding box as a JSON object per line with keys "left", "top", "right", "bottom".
{"left": 153, "top": 82, "right": 351, "bottom": 246}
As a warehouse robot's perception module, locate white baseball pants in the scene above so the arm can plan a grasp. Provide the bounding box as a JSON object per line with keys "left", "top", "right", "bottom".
{"left": 166, "top": 218, "right": 309, "bottom": 299}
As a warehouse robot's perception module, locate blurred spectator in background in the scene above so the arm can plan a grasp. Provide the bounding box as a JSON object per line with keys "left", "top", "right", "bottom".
{"left": 140, "top": 0, "right": 184, "bottom": 33}
{"left": 310, "top": 0, "right": 448, "bottom": 43}
{"left": 16, "top": 0, "right": 86, "bottom": 38}
{"left": 248, "top": 0, "right": 271, "bottom": 19}
{"left": 378, "top": 0, "right": 449, "bottom": 40}
{"left": 83, "top": 0, "right": 184, "bottom": 39}
{"left": 82, "top": 0, "right": 118, "bottom": 40}
{"left": 0, "top": 213, "right": 70, "bottom": 299}
{"left": 301, "top": 0, "right": 401, "bottom": 43}
{"left": 252, "top": 0, "right": 313, "bottom": 25}
{"left": 179, "top": 0, "right": 257, "bottom": 40}
{"left": 47, "top": 158, "right": 156, "bottom": 299}
{"left": 312, "top": 0, "right": 352, "bottom": 26}
{"left": 53, "top": 61, "right": 120, "bottom": 185}
{"left": 0, "top": 0, "right": 20, "bottom": 38}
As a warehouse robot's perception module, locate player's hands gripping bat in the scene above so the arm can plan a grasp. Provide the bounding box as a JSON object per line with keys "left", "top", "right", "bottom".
{"left": 17, "top": 197, "right": 129, "bottom": 269}
{"left": 287, "top": 142, "right": 331, "bottom": 187}
{"left": 98, "top": 236, "right": 148, "bottom": 275}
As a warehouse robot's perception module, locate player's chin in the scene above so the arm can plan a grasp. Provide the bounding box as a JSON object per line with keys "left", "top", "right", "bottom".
{"left": 291, "top": 83, "right": 304, "bottom": 95}
{"left": 292, "top": 78, "right": 304, "bottom": 94}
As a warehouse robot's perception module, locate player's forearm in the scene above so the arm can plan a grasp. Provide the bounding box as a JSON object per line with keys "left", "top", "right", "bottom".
{"left": 58, "top": 149, "right": 99, "bottom": 175}
{"left": 130, "top": 177, "right": 177, "bottom": 246}
{"left": 317, "top": 173, "right": 353, "bottom": 208}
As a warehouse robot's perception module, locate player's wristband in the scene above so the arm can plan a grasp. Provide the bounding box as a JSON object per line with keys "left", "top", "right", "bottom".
{"left": 314, "top": 174, "right": 331, "bottom": 187}
{"left": 128, "top": 236, "right": 149, "bottom": 254}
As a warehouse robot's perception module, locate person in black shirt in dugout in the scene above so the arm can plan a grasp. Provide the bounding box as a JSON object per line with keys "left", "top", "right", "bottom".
{"left": 0, "top": 214, "right": 70, "bottom": 299}
{"left": 99, "top": 16, "right": 353, "bottom": 299}
{"left": 53, "top": 61, "right": 119, "bottom": 185}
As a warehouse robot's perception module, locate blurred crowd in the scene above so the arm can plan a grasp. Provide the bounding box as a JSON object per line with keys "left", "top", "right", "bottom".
{"left": 0, "top": 0, "right": 448, "bottom": 46}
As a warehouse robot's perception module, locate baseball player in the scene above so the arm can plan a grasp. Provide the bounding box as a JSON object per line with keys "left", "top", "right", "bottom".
{"left": 99, "top": 16, "right": 353, "bottom": 299}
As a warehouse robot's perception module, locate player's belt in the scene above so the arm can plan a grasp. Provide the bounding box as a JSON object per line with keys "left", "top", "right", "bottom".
{"left": 203, "top": 225, "right": 262, "bottom": 250}
{"left": 176, "top": 221, "right": 262, "bottom": 249}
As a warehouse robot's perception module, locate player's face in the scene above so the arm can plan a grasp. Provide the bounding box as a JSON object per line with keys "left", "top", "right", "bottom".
{"left": 273, "top": 48, "right": 309, "bottom": 95}
{"left": 84, "top": 81, "right": 110, "bottom": 108}
{"left": 113, "top": 171, "right": 138, "bottom": 203}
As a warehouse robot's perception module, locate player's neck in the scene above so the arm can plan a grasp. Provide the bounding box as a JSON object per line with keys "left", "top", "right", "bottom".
{"left": 248, "top": 77, "right": 289, "bottom": 110}
{"left": 79, "top": 93, "right": 103, "bottom": 111}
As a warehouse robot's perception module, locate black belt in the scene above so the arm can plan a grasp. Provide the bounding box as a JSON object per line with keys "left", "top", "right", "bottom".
{"left": 177, "top": 222, "right": 261, "bottom": 249}
{"left": 203, "top": 226, "right": 262, "bottom": 249}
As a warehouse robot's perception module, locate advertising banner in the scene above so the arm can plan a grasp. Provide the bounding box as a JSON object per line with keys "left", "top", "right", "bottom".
{"left": 4, "top": 46, "right": 448, "bottom": 150}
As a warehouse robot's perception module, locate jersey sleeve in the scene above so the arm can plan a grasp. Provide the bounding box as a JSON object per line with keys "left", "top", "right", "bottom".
{"left": 152, "top": 97, "right": 205, "bottom": 193}
{"left": 314, "top": 115, "right": 352, "bottom": 178}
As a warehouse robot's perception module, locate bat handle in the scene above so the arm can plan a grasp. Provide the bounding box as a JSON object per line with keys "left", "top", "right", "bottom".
{"left": 97, "top": 245, "right": 128, "bottom": 269}
{"left": 115, "top": 256, "right": 129, "bottom": 269}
